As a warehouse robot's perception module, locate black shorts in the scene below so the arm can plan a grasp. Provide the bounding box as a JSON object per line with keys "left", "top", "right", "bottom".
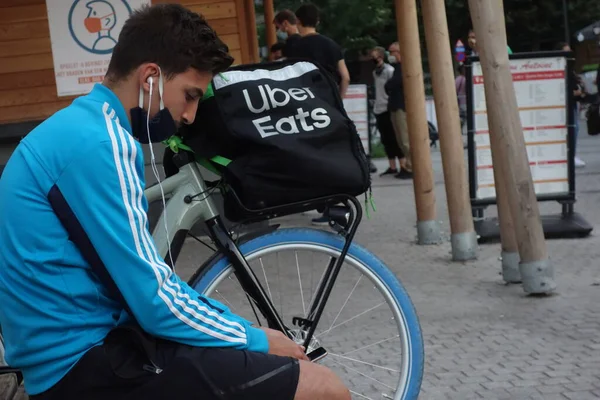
{"left": 30, "top": 323, "right": 300, "bottom": 400}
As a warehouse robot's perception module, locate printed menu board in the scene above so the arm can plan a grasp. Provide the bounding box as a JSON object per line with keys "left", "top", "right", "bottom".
{"left": 343, "top": 84, "right": 370, "bottom": 155}
{"left": 471, "top": 57, "right": 569, "bottom": 200}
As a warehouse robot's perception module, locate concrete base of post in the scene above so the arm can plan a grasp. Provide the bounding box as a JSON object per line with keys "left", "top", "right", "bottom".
{"left": 417, "top": 220, "right": 441, "bottom": 245}
{"left": 450, "top": 231, "right": 478, "bottom": 261}
{"left": 501, "top": 251, "right": 521, "bottom": 283}
{"left": 519, "top": 259, "right": 557, "bottom": 294}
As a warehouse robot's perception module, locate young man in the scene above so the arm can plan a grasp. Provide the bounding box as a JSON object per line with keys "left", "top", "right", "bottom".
{"left": 0, "top": 5, "right": 350, "bottom": 400}
{"left": 371, "top": 46, "right": 403, "bottom": 176}
{"left": 292, "top": 3, "right": 350, "bottom": 98}
{"left": 273, "top": 9, "right": 302, "bottom": 58}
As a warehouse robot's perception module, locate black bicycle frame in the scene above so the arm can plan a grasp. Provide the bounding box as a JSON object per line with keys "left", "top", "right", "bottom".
{"left": 205, "top": 195, "right": 363, "bottom": 350}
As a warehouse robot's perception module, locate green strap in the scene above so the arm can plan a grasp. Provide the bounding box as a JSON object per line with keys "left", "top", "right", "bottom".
{"left": 201, "top": 82, "right": 214, "bottom": 102}
{"left": 210, "top": 155, "right": 231, "bottom": 167}
{"left": 163, "top": 135, "right": 231, "bottom": 175}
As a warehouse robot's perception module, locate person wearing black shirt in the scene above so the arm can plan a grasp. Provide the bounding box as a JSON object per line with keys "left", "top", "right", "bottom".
{"left": 290, "top": 3, "right": 353, "bottom": 225}
{"left": 292, "top": 3, "right": 350, "bottom": 98}
{"left": 273, "top": 9, "right": 301, "bottom": 59}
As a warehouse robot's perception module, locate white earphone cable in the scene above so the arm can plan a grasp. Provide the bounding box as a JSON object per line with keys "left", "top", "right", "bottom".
{"left": 146, "top": 76, "right": 176, "bottom": 273}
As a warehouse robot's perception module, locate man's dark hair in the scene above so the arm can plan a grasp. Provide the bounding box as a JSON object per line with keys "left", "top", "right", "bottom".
{"left": 274, "top": 9, "right": 297, "bottom": 25}
{"left": 106, "top": 4, "right": 233, "bottom": 81}
{"left": 556, "top": 41, "right": 569, "bottom": 50}
{"left": 295, "top": 3, "right": 320, "bottom": 28}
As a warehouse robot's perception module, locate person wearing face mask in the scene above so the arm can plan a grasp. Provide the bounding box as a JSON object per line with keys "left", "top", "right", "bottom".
{"left": 0, "top": 5, "right": 355, "bottom": 400}
{"left": 273, "top": 9, "right": 301, "bottom": 58}
{"left": 371, "top": 46, "right": 404, "bottom": 176}
{"left": 385, "top": 42, "right": 413, "bottom": 179}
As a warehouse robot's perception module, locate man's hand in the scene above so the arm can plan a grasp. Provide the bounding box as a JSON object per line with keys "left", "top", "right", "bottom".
{"left": 261, "top": 328, "right": 309, "bottom": 361}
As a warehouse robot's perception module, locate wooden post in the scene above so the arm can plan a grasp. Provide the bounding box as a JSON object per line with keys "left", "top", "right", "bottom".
{"left": 421, "top": 0, "right": 478, "bottom": 260}
{"left": 263, "top": 0, "right": 277, "bottom": 58}
{"left": 395, "top": 0, "right": 441, "bottom": 244}
{"left": 245, "top": 0, "right": 260, "bottom": 63}
{"left": 489, "top": 129, "right": 521, "bottom": 282}
{"left": 468, "top": 0, "right": 555, "bottom": 294}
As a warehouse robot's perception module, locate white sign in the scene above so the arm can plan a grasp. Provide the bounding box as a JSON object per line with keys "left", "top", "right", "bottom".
{"left": 343, "top": 84, "right": 370, "bottom": 155}
{"left": 471, "top": 57, "right": 569, "bottom": 200}
{"left": 46, "top": 0, "right": 150, "bottom": 96}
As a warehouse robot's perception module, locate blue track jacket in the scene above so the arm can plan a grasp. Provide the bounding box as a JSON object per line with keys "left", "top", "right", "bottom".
{"left": 0, "top": 84, "right": 268, "bottom": 395}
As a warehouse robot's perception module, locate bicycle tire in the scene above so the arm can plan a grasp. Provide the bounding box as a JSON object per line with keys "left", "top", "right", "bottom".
{"left": 189, "top": 228, "right": 424, "bottom": 400}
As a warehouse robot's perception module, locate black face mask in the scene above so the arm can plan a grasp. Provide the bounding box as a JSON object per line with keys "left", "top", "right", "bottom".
{"left": 372, "top": 58, "right": 380, "bottom": 65}
{"left": 130, "top": 71, "right": 177, "bottom": 144}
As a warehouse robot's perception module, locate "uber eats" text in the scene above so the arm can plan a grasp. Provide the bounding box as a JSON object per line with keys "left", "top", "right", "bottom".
{"left": 242, "top": 84, "right": 331, "bottom": 138}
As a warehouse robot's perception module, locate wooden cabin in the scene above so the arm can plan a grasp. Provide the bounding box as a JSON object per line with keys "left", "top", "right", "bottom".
{"left": 0, "top": 0, "right": 259, "bottom": 147}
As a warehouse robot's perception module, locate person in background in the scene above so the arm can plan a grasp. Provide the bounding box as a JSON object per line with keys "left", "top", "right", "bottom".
{"left": 292, "top": 3, "right": 351, "bottom": 98}
{"left": 270, "top": 42, "right": 285, "bottom": 61}
{"left": 467, "top": 29, "right": 513, "bottom": 56}
{"left": 455, "top": 62, "right": 468, "bottom": 136}
{"left": 291, "top": 3, "right": 353, "bottom": 225}
{"left": 371, "top": 46, "right": 404, "bottom": 176}
{"left": 273, "top": 9, "right": 301, "bottom": 59}
{"left": 385, "top": 42, "right": 413, "bottom": 180}
{"left": 560, "top": 42, "right": 591, "bottom": 168}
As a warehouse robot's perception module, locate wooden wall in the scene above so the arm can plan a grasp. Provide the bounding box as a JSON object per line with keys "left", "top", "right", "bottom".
{"left": 0, "top": 0, "right": 258, "bottom": 126}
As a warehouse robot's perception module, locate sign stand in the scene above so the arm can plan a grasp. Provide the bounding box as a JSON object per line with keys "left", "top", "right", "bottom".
{"left": 465, "top": 51, "right": 593, "bottom": 242}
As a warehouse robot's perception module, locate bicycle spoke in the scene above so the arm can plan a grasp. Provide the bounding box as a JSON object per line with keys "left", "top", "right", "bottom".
{"left": 328, "top": 353, "right": 400, "bottom": 373}
{"left": 319, "top": 302, "right": 385, "bottom": 337}
{"left": 327, "top": 274, "right": 363, "bottom": 332}
{"left": 259, "top": 258, "right": 273, "bottom": 303}
{"left": 273, "top": 252, "right": 284, "bottom": 322}
{"left": 213, "top": 290, "right": 235, "bottom": 311}
{"left": 349, "top": 390, "right": 374, "bottom": 400}
{"left": 342, "top": 335, "right": 400, "bottom": 356}
{"left": 295, "top": 251, "right": 307, "bottom": 317}
{"left": 328, "top": 357, "right": 395, "bottom": 390}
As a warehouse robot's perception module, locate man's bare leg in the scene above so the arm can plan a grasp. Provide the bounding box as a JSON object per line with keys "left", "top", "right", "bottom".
{"left": 294, "top": 360, "right": 351, "bottom": 400}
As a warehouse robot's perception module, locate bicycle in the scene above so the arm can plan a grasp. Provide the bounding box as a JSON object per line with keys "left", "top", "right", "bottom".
{"left": 0, "top": 147, "right": 424, "bottom": 400}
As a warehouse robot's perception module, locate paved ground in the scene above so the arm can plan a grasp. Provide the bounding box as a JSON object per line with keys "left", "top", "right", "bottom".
{"left": 173, "top": 120, "right": 600, "bottom": 399}
{"left": 2, "top": 118, "right": 600, "bottom": 399}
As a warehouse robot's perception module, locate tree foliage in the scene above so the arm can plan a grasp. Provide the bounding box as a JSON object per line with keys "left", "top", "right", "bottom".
{"left": 267, "top": 0, "right": 600, "bottom": 58}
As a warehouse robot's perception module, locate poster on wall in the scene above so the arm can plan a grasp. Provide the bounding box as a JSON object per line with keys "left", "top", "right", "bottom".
{"left": 45, "top": 0, "right": 150, "bottom": 97}
{"left": 471, "top": 56, "right": 569, "bottom": 200}
{"left": 343, "top": 84, "right": 370, "bottom": 155}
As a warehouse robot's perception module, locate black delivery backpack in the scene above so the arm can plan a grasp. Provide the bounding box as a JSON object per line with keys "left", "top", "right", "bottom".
{"left": 176, "top": 59, "right": 371, "bottom": 222}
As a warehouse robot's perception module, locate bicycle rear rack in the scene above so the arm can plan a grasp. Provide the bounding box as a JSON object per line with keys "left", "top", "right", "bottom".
{"left": 208, "top": 189, "right": 364, "bottom": 351}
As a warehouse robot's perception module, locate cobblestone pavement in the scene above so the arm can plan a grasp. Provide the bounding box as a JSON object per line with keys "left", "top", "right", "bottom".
{"left": 173, "top": 123, "right": 600, "bottom": 400}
